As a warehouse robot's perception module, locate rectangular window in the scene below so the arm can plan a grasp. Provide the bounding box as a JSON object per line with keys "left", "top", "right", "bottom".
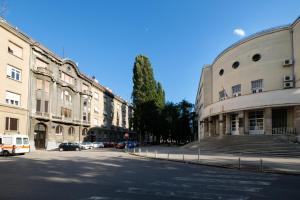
{"left": 7, "top": 65, "right": 21, "bottom": 81}
{"left": 35, "top": 58, "right": 48, "bottom": 68}
{"left": 44, "top": 101, "right": 49, "bottom": 113}
{"left": 36, "top": 79, "right": 43, "bottom": 90}
{"left": 82, "top": 84, "right": 89, "bottom": 91}
{"left": 5, "top": 117, "right": 18, "bottom": 131}
{"left": 36, "top": 100, "right": 41, "bottom": 112}
{"left": 251, "top": 79, "right": 263, "bottom": 93}
{"left": 8, "top": 41, "right": 23, "bottom": 59}
{"left": 44, "top": 81, "right": 50, "bottom": 93}
{"left": 219, "top": 90, "right": 226, "bottom": 101}
{"left": 5, "top": 91, "right": 21, "bottom": 106}
{"left": 232, "top": 84, "right": 241, "bottom": 97}
{"left": 94, "top": 92, "right": 99, "bottom": 100}
{"left": 16, "top": 137, "right": 22, "bottom": 145}
{"left": 61, "top": 72, "right": 74, "bottom": 85}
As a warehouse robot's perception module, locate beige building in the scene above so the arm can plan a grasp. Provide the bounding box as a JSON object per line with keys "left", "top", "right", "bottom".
{"left": 195, "top": 17, "right": 300, "bottom": 140}
{"left": 0, "top": 18, "right": 132, "bottom": 150}
{"left": 0, "top": 18, "right": 30, "bottom": 137}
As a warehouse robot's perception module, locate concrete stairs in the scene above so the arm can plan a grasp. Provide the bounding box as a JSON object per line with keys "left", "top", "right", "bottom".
{"left": 182, "top": 135, "right": 300, "bottom": 157}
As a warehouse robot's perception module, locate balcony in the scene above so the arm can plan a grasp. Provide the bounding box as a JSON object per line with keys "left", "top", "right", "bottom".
{"left": 82, "top": 90, "right": 93, "bottom": 96}
{"left": 34, "top": 112, "right": 50, "bottom": 119}
{"left": 35, "top": 67, "right": 53, "bottom": 76}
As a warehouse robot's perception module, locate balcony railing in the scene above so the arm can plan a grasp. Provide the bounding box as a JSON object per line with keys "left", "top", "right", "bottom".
{"left": 272, "top": 127, "right": 296, "bottom": 135}
{"left": 35, "top": 112, "right": 50, "bottom": 119}
{"left": 36, "top": 67, "right": 53, "bottom": 76}
{"left": 83, "top": 90, "right": 93, "bottom": 96}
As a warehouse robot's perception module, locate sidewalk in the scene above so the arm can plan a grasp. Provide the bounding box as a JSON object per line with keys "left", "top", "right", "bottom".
{"left": 128, "top": 146, "right": 300, "bottom": 175}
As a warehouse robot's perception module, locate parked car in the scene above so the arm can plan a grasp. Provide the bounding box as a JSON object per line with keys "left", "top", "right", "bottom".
{"left": 0, "top": 134, "right": 30, "bottom": 156}
{"left": 115, "top": 141, "right": 126, "bottom": 149}
{"left": 92, "top": 142, "right": 104, "bottom": 148}
{"left": 80, "top": 142, "right": 93, "bottom": 150}
{"left": 59, "top": 143, "right": 81, "bottom": 151}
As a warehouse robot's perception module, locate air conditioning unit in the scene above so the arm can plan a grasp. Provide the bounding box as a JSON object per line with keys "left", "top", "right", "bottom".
{"left": 283, "top": 81, "right": 294, "bottom": 88}
{"left": 283, "top": 59, "right": 293, "bottom": 66}
{"left": 284, "top": 75, "right": 294, "bottom": 82}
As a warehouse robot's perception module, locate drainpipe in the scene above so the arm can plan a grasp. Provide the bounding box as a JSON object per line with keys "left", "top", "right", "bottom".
{"left": 28, "top": 45, "right": 34, "bottom": 151}
{"left": 290, "top": 28, "right": 295, "bottom": 84}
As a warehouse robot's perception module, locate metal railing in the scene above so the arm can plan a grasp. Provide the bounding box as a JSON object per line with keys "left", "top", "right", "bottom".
{"left": 272, "top": 127, "right": 296, "bottom": 135}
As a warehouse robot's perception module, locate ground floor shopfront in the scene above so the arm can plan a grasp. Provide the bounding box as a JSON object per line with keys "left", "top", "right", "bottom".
{"left": 200, "top": 106, "right": 300, "bottom": 137}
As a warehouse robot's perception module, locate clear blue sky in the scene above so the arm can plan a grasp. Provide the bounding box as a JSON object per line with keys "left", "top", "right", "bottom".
{"left": 4, "top": 0, "right": 300, "bottom": 103}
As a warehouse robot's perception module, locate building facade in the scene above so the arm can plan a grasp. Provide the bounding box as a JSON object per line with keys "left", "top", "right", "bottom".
{"left": 0, "top": 18, "right": 132, "bottom": 150}
{"left": 195, "top": 17, "right": 300, "bottom": 140}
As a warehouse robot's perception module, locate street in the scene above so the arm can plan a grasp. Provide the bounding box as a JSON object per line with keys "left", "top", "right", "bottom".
{"left": 0, "top": 150, "right": 299, "bottom": 200}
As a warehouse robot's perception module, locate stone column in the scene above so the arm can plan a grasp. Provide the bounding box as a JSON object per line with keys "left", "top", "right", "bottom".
{"left": 238, "top": 111, "right": 245, "bottom": 135}
{"left": 225, "top": 114, "right": 231, "bottom": 135}
{"left": 208, "top": 117, "right": 212, "bottom": 137}
{"left": 264, "top": 108, "right": 272, "bottom": 135}
{"left": 219, "top": 114, "right": 224, "bottom": 136}
{"left": 294, "top": 106, "right": 300, "bottom": 135}
{"left": 244, "top": 111, "right": 249, "bottom": 135}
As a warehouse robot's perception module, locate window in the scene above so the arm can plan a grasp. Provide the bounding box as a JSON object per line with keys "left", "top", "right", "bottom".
{"left": 36, "top": 79, "right": 43, "bottom": 90}
{"left": 232, "top": 84, "right": 241, "bottom": 97}
{"left": 5, "top": 117, "right": 18, "bottom": 131}
{"left": 251, "top": 79, "right": 263, "bottom": 93}
{"left": 83, "top": 112, "right": 87, "bottom": 121}
{"left": 6, "top": 91, "right": 21, "bottom": 106}
{"left": 7, "top": 65, "right": 21, "bottom": 81}
{"left": 68, "top": 127, "right": 75, "bottom": 135}
{"left": 82, "top": 128, "right": 88, "bottom": 136}
{"left": 8, "top": 41, "right": 23, "bottom": 58}
{"left": 60, "top": 72, "right": 74, "bottom": 84}
{"left": 232, "top": 61, "right": 240, "bottom": 69}
{"left": 44, "top": 101, "right": 49, "bottom": 113}
{"left": 219, "top": 90, "right": 226, "bottom": 101}
{"left": 94, "top": 118, "right": 98, "bottom": 126}
{"left": 219, "top": 69, "right": 224, "bottom": 76}
{"left": 36, "top": 100, "right": 41, "bottom": 112}
{"left": 16, "top": 137, "right": 22, "bottom": 145}
{"left": 55, "top": 125, "right": 63, "bottom": 135}
{"left": 61, "top": 107, "right": 72, "bottom": 118}
{"left": 82, "top": 84, "right": 89, "bottom": 92}
{"left": 252, "top": 54, "right": 261, "bottom": 62}
{"left": 62, "top": 91, "right": 72, "bottom": 103}
{"left": 35, "top": 58, "right": 48, "bottom": 68}
{"left": 94, "top": 92, "right": 99, "bottom": 100}
{"left": 23, "top": 138, "right": 29, "bottom": 145}
{"left": 44, "top": 81, "right": 50, "bottom": 93}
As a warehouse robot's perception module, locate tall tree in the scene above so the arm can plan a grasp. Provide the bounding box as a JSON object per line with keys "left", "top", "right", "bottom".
{"left": 132, "top": 55, "right": 165, "bottom": 143}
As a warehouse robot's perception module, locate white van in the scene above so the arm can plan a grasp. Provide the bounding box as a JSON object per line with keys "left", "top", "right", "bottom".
{"left": 0, "top": 135, "right": 30, "bottom": 156}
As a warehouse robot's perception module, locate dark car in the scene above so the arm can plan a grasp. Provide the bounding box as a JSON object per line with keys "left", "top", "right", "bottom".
{"left": 59, "top": 143, "right": 81, "bottom": 151}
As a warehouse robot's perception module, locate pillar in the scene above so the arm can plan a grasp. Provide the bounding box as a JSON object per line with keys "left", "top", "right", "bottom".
{"left": 244, "top": 111, "right": 249, "bottom": 135}
{"left": 264, "top": 108, "right": 272, "bottom": 135}
{"left": 219, "top": 114, "right": 224, "bottom": 136}
{"left": 238, "top": 111, "right": 244, "bottom": 135}
{"left": 208, "top": 117, "right": 212, "bottom": 137}
{"left": 294, "top": 106, "right": 300, "bottom": 135}
{"left": 225, "top": 114, "right": 231, "bottom": 135}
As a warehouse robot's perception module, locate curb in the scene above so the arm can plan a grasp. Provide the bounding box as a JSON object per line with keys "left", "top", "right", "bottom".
{"left": 128, "top": 152, "right": 300, "bottom": 176}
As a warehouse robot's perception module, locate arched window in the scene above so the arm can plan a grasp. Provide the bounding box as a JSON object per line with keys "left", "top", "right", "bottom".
{"left": 55, "top": 125, "right": 63, "bottom": 135}
{"left": 232, "top": 61, "right": 240, "bottom": 69}
{"left": 252, "top": 54, "right": 261, "bottom": 62}
{"left": 68, "top": 126, "right": 75, "bottom": 135}
{"left": 82, "top": 128, "right": 88, "bottom": 136}
{"left": 219, "top": 69, "right": 224, "bottom": 76}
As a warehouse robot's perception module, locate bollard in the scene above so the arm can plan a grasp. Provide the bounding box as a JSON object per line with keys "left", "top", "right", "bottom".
{"left": 238, "top": 157, "right": 241, "bottom": 170}
{"left": 260, "top": 158, "right": 263, "bottom": 172}
{"left": 167, "top": 152, "right": 169, "bottom": 160}
{"left": 139, "top": 148, "right": 141, "bottom": 155}
{"left": 133, "top": 148, "right": 136, "bottom": 154}
{"left": 183, "top": 153, "right": 185, "bottom": 161}
{"left": 198, "top": 148, "right": 200, "bottom": 162}
{"left": 155, "top": 151, "right": 157, "bottom": 158}
{"left": 146, "top": 149, "right": 148, "bottom": 157}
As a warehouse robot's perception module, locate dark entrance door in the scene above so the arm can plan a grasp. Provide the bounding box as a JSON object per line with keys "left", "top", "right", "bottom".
{"left": 34, "top": 123, "right": 46, "bottom": 149}
{"left": 272, "top": 109, "right": 287, "bottom": 134}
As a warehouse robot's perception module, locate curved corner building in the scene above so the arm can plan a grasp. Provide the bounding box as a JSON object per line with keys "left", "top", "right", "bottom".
{"left": 195, "top": 17, "right": 300, "bottom": 139}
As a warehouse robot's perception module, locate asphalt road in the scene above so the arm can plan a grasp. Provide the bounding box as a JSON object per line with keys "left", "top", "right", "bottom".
{"left": 0, "top": 149, "right": 299, "bottom": 200}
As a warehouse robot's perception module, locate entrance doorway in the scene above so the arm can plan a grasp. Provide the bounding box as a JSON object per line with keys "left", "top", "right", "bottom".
{"left": 272, "top": 109, "right": 287, "bottom": 134}
{"left": 249, "top": 111, "right": 264, "bottom": 134}
{"left": 34, "top": 123, "right": 47, "bottom": 149}
{"left": 231, "top": 114, "right": 239, "bottom": 135}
